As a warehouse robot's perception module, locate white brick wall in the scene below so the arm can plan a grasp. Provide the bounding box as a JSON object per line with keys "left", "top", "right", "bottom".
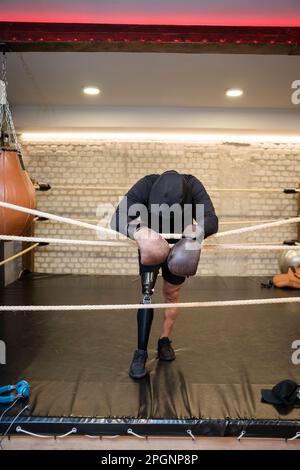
{"left": 22, "top": 140, "right": 300, "bottom": 276}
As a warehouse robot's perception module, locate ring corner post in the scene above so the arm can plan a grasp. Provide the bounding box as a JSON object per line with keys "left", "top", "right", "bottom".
{"left": 22, "top": 223, "right": 35, "bottom": 273}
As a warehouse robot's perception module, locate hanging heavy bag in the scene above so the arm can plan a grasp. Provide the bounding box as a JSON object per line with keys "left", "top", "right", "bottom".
{"left": 0, "top": 147, "right": 36, "bottom": 235}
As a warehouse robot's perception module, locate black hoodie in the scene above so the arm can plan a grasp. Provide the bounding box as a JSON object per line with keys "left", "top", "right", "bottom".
{"left": 111, "top": 171, "right": 218, "bottom": 240}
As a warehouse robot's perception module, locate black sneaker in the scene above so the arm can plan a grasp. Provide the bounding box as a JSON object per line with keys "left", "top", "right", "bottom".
{"left": 157, "top": 337, "right": 176, "bottom": 361}
{"left": 128, "top": 349, "right": 148, "bottom": 379}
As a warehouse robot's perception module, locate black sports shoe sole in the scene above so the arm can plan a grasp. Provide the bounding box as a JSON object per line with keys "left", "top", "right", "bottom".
{"left": 157, "top": 352, "right": 176, "bottom": 362}
{"left": 128, "top": 369, "right": 148, "bottom": 379}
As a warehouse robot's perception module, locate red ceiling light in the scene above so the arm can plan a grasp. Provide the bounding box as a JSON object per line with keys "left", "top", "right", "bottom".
{"left": 2, "top": 9, "right": 300, "bottom": 27}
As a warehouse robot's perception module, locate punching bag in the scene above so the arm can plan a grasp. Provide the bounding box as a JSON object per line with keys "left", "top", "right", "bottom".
{"left": 0, "top": 147, "right": 36, "bottom": 235}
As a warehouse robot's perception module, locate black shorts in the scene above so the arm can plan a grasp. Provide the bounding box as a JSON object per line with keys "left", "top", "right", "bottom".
{"left": 138, "top": 251, "right": 185, "bottom": 286}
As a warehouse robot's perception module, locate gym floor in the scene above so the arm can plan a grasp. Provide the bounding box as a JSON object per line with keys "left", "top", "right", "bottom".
{"left": 1, "top": 272, "right": 300, "bottom": 445}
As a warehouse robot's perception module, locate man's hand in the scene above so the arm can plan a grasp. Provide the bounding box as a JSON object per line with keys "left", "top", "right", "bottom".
{"left": 167, "top": 224, "right": 203, "bottom": 277}
{"left": 134, "top": 227, "right": 170, "bottom": 265}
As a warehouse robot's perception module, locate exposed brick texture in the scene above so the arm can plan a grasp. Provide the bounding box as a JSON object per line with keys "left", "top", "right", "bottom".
{"left": 22, "top": 140, "right": 300, "bottom": 276}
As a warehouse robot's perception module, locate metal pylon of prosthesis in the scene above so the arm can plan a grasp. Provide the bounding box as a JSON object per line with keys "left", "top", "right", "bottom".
{"left": 141, "top": 270, "right": 158, "bottom": 304}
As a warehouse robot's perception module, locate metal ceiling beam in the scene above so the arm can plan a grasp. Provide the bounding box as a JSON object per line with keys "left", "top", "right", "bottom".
{"left": 0, "top": 22, "right": 300, "bottom": 54}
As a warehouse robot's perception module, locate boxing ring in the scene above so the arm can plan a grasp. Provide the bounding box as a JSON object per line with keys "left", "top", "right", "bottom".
{"left": 1, "top": 273, "right": 300, "bottom": 439}
{"left": 1, "top": 24, "right": 300, "bottom": 449}
{"left": 1, "top": 202, "right": 300, "bottom": 442}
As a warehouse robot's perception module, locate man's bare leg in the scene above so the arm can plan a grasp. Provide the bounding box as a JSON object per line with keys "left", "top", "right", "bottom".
{"left": 160, "top": 280, "right": 182, "bottom": 339}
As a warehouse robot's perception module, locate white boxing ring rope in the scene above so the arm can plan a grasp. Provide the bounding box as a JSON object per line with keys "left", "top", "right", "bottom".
{"left": 213, "top": 217, "right": 300, "bottom": 238}
{"left": 0, "top": 200, "right": 299, "bottom": 311}
{"left": 1, "top": 234, "right": 300, "bottom": 251}
{"left": 205, "top": 244, "right": 300, "bottom": 251}
{"left": 0, "top": 200, "right": 300, "bottom": 240}
{"left": 35, "top": 217, "right": 287, "bottom": 226}
{"left": 0, "top": 201, "right": 118, "bottom": 237}
{"left": 39, "top": 184, "right": 300, "bottom": 193}
{"left": 0, "top": 296, "right": 300, "bottom": 312}
{"left": 0, "top": 234, "right": 129, "bottom": 247}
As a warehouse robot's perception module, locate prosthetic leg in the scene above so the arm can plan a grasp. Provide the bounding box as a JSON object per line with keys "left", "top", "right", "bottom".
{"left": 137, "top": 270, "right": 158, "bottom": 350}
{"left": 129, "top": 268, "right": 159, "bottom": 379}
